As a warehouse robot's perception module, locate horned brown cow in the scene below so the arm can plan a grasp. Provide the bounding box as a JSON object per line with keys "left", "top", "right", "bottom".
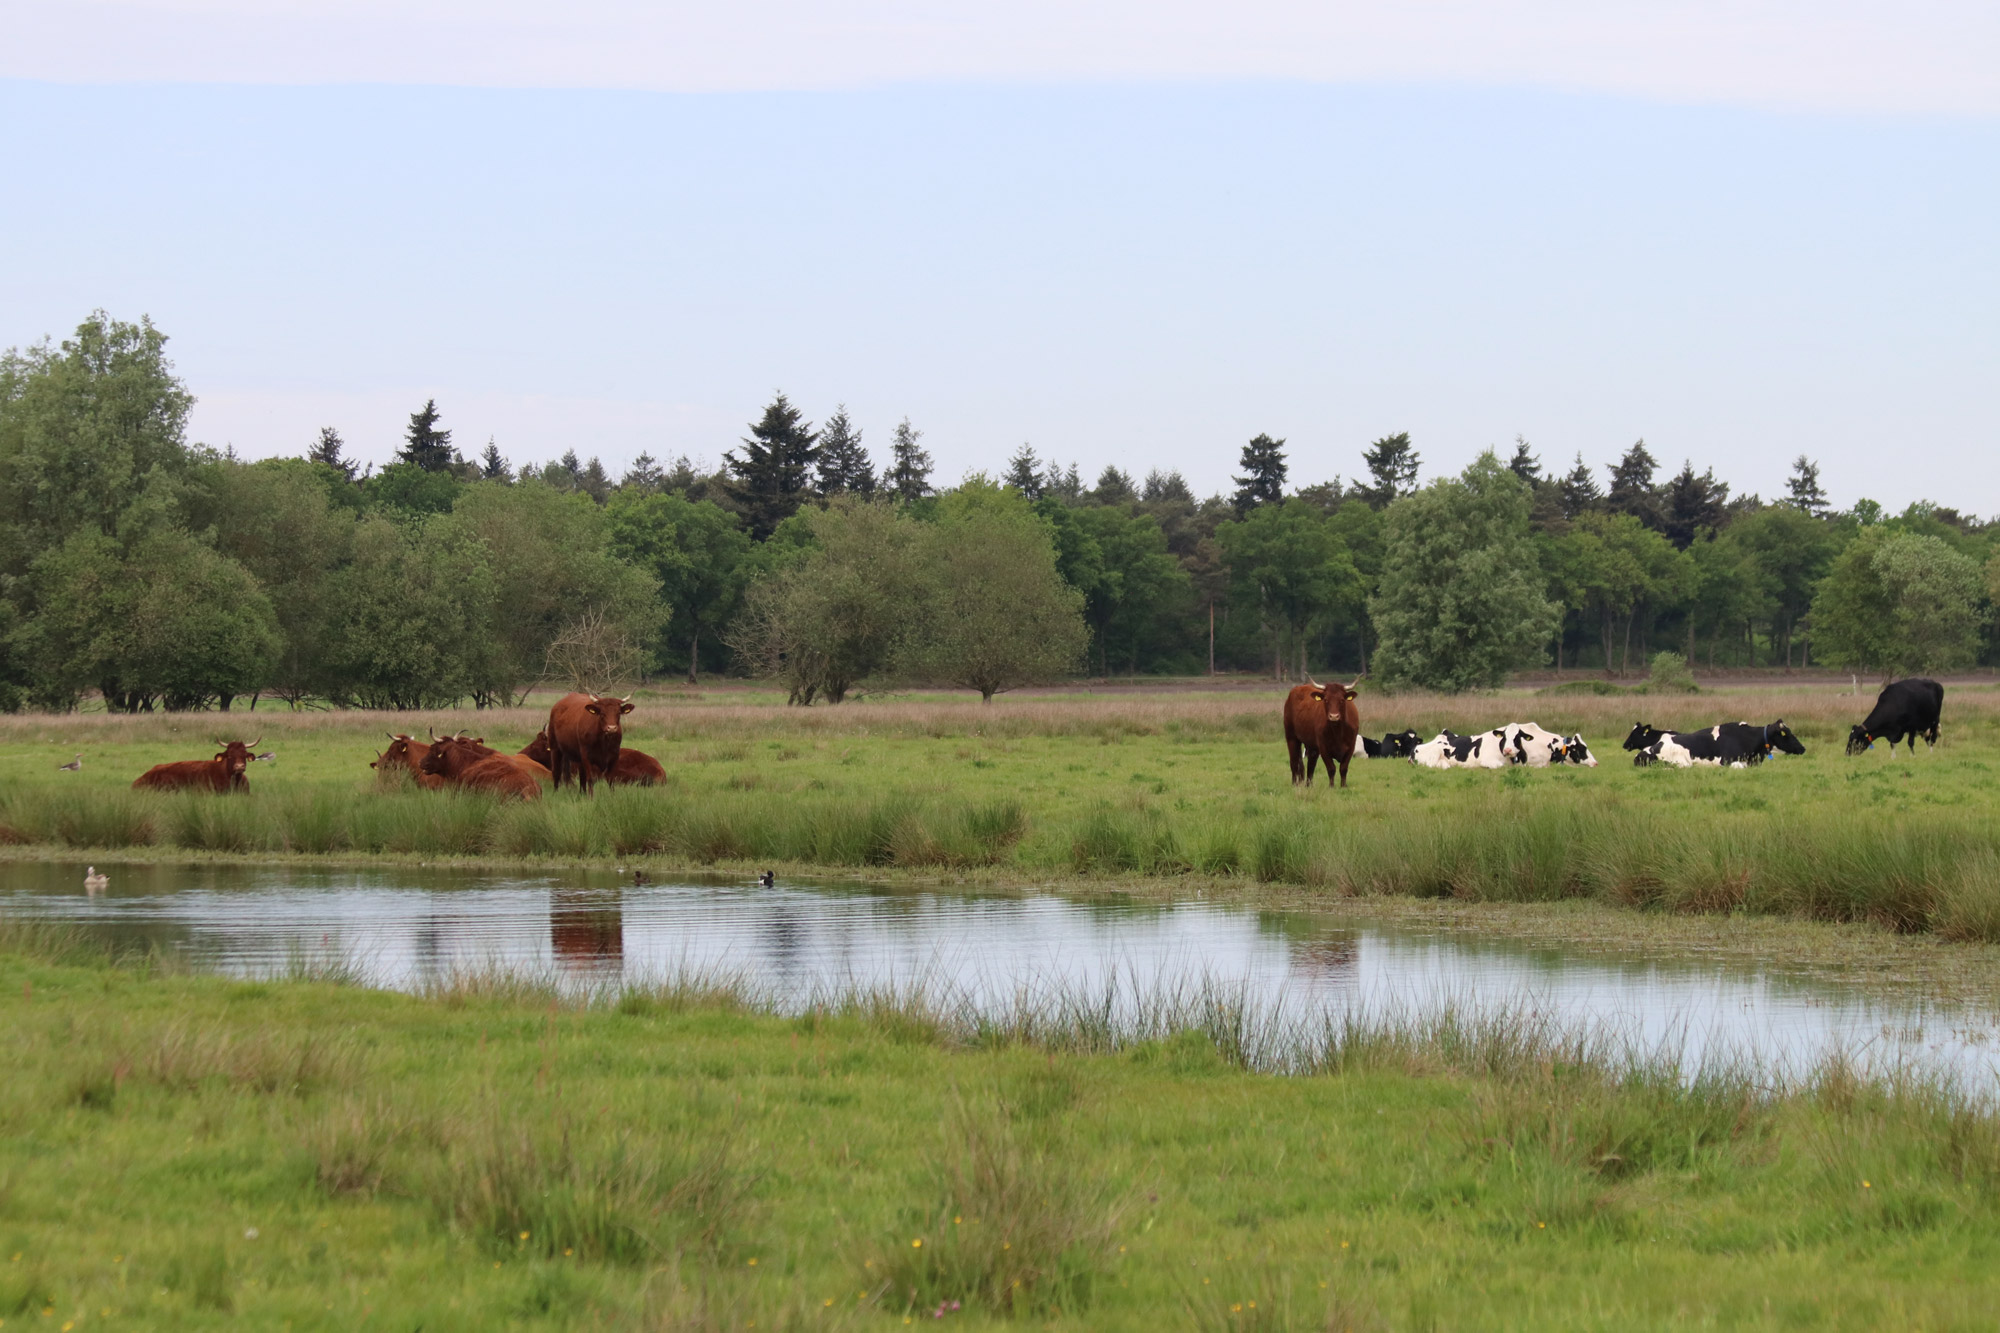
{"left": 1283, "top": 677, "right": 1361, "bottom": 789}
{"left": 526, "top": 728, "right": 665, "bottom": 786}
{"left": 133, "top": 740, "right": 257, "bottom": 793}
{"left": 419, "top": 735, "right": 546, "bottom": 800}
{"left": 546, "top": 693, "right": 632, "bottom": 793}
{"left": 371, "top": 733, "right": 448, "bottom": 789}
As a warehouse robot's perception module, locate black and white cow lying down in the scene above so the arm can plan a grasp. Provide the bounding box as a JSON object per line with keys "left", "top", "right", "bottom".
{"left": 1408, "top": 724, "right": 1596, "bottom": 769}
{"left": 1360, "top": 730, "right": 1424, "bottom": 759}
{"left": 1846, "top": 678, "right": 1944, "bottom": 756}
{"left": 1624, "top": 720, "right": 1806, "bottom": 768}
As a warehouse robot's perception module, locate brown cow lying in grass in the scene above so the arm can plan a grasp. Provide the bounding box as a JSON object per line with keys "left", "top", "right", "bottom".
{"left": 419, "top": 735, "right": 550, "bottom": 800}
{"left": 370, "top": 733, "right": 447, "bottom": 789}
{"left": 133, "top": 740, "right": 256, "bottom": 793}
{"left": 522, "top": 729, "right": 665, "bottom": 786}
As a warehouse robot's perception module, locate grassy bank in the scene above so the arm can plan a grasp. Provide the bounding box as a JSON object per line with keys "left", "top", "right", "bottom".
{"left": 6, "top": 929, "right": 2000, "bottom": 1330}
{"left": 6, "top": 683, "right": 2000, "bottom": 940}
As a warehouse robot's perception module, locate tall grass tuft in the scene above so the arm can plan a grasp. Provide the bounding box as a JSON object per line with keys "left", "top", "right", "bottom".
{"left": 429, "top": 1103, "right": 745, "bottom": 1265}
{"left": 873, "top": 1093, "right": 1122, "bottom": 1317}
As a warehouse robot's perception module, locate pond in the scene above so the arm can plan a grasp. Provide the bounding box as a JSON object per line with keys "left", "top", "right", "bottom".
{"left": 5, "top": 860, "right": 1996, "bottom": 1086}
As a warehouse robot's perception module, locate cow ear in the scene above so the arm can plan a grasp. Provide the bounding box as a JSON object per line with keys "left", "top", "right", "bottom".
{"left": 1310, "top": 690, "right": 1324, "bottom": 700}
{"left": 620, "top": 702, "right": 633, "bottom": 714}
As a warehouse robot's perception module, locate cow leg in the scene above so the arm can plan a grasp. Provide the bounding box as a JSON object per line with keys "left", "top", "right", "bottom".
{"left": 1304, "top": 747, "right": 1319, "bottom": 787}
{"left": 578, "top": 754, "right": 596, "bottom": 795}
{"left": 1337, "top": 754, "right": 1349, "bottom": 789}
{"left": 1287, "top": 738, "right": 1305, "bottom": 785}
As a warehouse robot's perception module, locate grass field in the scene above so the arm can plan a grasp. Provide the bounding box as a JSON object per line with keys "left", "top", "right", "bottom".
{"left": 8, "top": 923, "right": 2000, "bottom": 1331}
{"left": 4, "top": 681, "right": 2000, "bottom": 941}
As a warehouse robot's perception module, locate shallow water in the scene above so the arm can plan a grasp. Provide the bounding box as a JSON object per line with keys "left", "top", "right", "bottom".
{"left": 6, "top": 860, "right": 1997, "bottom": 1086}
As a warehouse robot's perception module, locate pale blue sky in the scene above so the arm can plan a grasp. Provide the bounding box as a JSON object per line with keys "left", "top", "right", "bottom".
{"left": 2, "top": 37, "right": 1995, "bottom": 509}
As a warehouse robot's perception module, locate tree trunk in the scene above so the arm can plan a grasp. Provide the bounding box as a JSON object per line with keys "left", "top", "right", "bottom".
{"left": 1600, "top": 608, "right": 1615, "bottom": 676}
{"left": 686, "top": 629, "right": 700, "bottom": 685}
{"left": 1620, "top": 611, "right": 1634, "bottom": 677}
{"left": 218, "top": 694, "right": 232, "bottom": 712}
{"left": 1208, "top": 601, "right": 1215, "bottom": 676}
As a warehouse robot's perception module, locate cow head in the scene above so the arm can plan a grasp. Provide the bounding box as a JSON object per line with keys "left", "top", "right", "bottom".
{"left": 1561, "top": 735, "right": 1597, "bottom": 767}
{"left": 1384, "top": 729, "right": 1422, "bottom": 758}
{"left": 420, "top": 735, "right": 478, "bottom": 778}
{"left": 1622, "top": 723, "right": 1665, "bottom": 751}
{"left": 212, "top": 739, "right": 257, "bottom": 780}
{"left": 1765, "top": 720, "right": 1806, "bottom": 756}
{"left": 585, "top": 695, "right": 635, "bottom": 737}
{"left": 1845, "top": 724, "right": 1874, "bottom": 756}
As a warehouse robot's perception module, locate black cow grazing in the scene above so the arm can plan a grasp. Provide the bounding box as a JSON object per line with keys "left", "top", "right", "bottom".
{"left": 1634, "top": 720, "right": 1804, "bottom": 768}
{"left": 1847, "top": 679, "right": 1945, "bottom": 756}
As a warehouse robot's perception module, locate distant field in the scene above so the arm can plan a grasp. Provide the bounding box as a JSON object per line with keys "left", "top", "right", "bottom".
{"left": 7, "top": 933, "right": 2000, "bottom": 1331}
{"left": 4, "top": 681, "right": 1999, "bottom": 940}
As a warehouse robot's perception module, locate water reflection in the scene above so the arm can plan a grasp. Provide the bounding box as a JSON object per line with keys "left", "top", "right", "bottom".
{"left": 550, "top": 889, "right": 623, "bottom": 978}
{"left": 2, "top": 859, "right": 1996, "bottom": 1088}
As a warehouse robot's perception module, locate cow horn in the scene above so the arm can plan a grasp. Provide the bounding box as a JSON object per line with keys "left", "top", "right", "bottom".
{"left": 429, "top": 727, "right": 437, "bottom": 741}
{"left": 1306, "top": 674, "right": 1322, "bottom": 690}
{"left": 388, "top": 731, "right": 400, "bottom": 742}
{"left": 246, "top": 737, "right": 260, "bottom": 749}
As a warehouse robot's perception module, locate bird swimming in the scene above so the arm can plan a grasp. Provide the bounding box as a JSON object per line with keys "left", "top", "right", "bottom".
{"left": 57, "top": 754, "right": 81, "bottom": 772}
{"left": 632, "top": 870, "right": 649, "bottom": 886}
{"left": 83, "top": 866, "right": 108, "bottom": 894}
{"left": 758, "top": 870, "right": 775, "bottom": 887}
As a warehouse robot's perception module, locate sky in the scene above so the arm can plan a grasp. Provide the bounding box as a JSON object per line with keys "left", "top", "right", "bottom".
{"left": 2, "top": 2, "right": 1996, "bottom": 511}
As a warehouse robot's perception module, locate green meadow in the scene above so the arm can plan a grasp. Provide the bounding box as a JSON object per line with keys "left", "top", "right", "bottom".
{"left": 3, "top": 681, "right": 1999, "bottom": 939}
{"left": 7, "top": 922, "right": 2000, "bottom": 1332}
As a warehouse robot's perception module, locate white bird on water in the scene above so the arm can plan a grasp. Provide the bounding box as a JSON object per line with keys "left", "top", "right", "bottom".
{"left": 57, "top": 754, "right": 81, "bottom": 772}
{"left": 83, "top": 866, "right": 108, "bottom": 894}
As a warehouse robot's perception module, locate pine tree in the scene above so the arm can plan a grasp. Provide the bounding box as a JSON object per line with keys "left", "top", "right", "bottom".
{"left": 1663, "top": 461, "right": 1730, "bottom": 548}
{"left": 726, "top": 393, "right": 819, "bottom": 538}
{"left": 1360, "top": 432, "right": 1420, "bottom": 508}
{"left": 1004, "top": 444, "right": 1045, "bottom": 500}
{"left": 815, "top": 405, "right": 876, "bottom": 497}
{"left": 1142, "top": 469, "right": 1192, "bottom": 503}
{"left": 579, "top": 456, "right": 611, "bottom": 503}
{"left": 309, "top": 426, "right": 356, "bottom": 481}
{"left": 398, "top": 399, "right": 455, "bottom": 472}
{"left": 479, "top": 438, "right": 509, "bottom": 481}
{"left": 885, "top": 418, "right": 934, "bottom": 503}
{"left": 1045, "top": 462, "right": 1084, "bottom": 503}
{"left": 1557, "top": 453, "right": 1602, "bottom": 519}
{"left": 1787, "top": 455, "right": 1829, "bottom": 516}
{"left": 1092, "top": 466, "right": 1136, "bottom": 506}
{"left": 1506, "top": 436, "right": 1542, "bottom": 485}
{"left": 622, "top": 452, "right": 665, "bottom": 493}
{"left": 1605, "top": 439, "right": 1662, "bottom": 527}
{"left": 1232, "top": 433, "right": 1288, "bottom": 513}
{"left": 558, "top": 448, "right": 584, "bottom": 489}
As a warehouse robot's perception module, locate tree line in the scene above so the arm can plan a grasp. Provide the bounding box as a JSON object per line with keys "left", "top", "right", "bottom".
{"left": 1, "top": 312, "right": 1995, "bottom": 712}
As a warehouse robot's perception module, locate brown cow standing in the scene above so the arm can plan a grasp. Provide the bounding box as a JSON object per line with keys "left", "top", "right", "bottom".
{"left": 545, "top": 693, "right": 632, "bottom": 793}
{"left": 523, "top": 728, "right": 663, "bottom": 786}
{"left": 1283, "top": 677, "right": 1361, "bottom": 789}
{"left": 133, "top": 740, "right": 257, "bottom": 792}
{"left": 419, "top": 735, "right": 546, "bottom": 800}
{"left": 371, "top": 733, "right": 447, "bottom": 789}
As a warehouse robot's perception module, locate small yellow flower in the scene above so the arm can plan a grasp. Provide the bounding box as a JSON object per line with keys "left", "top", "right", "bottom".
{"left": 1232, "top": 1304, "right": 1242, "bottom": 1313}
{"left": 1340, "top": 1241, "right": 1349, "bottom": 1249}
{"left": 519, "top": 1231, "right": 529, "bottom": 1241}
{"left": 954, "top": 1216, "right": 961, "bottom": 1224}
{"left": 564, "top": 1248, "right": 573, "bottom": 1257}
{"left": 1863, "top": 1181, "right": 1872, "bottom": 1189}
{"left": 911, "top": 1239, "right": 922, "bottom": 1249}
{"left": 1118, "top": 1245, "right": 1126, "bottom": 1253}
{"left": 748, "top": 1257, "right": 758, "bottom": 1266}
{"left": 1537, "top": 1222, "right": 1546, "bottom": 1229}
{"left": 824, "top": 1299, "right": 834, "bottom": 1307}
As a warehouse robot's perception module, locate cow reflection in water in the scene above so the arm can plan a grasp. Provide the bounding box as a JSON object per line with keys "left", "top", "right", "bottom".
{"left": 550, "top": 891, "right": 624, "bottom": 977}
{"left": 1290, "top": 932, "right": 1360, "bottom": 982}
